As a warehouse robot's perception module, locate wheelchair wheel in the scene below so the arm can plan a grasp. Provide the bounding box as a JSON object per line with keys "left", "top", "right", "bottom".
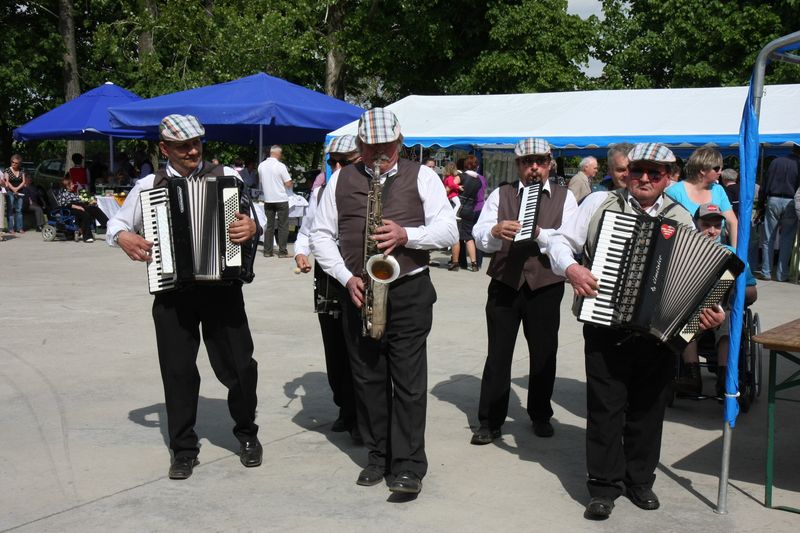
{"left": 41, "top": 224, "right": 56, "bottom": 241}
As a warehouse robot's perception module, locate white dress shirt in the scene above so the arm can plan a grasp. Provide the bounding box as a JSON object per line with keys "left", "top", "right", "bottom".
{"left": 106, "top": 162, "right": 239, "bottom": 246}
{"left": 472, "top": 179, "right": 578, "bottom": 255}
{"left": 546, "top": 190, "right": 680, "bottom": 277}
{"left": 258, "top": 157, "right": 292, "bottom": 203}
{"left": 310, "top": 162, "right": 458, "bottom": 287}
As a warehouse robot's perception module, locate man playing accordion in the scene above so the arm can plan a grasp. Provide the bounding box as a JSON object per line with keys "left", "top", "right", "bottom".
{"left": 545, "top": 142, "right": 725, "bottom": 519}
{"left": 107, "top": 114, "right": 262, "bottom": 480}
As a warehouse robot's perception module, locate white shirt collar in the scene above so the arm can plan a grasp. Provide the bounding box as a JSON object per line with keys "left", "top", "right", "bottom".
{"left": 366, "top": 161, "right": 399, "bottom": 181}
{"left": 166, "top": 161, "right": 204, "bottom": 178}
{"left": 517, "top": 178, "right": 551, "bottom": 195}
{"left": 627, "top": 192, "right": 664, "bottom": 215}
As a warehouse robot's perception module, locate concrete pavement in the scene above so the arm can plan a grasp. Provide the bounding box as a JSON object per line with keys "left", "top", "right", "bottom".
{"left": 1, "top": 231, "right": 799, "bottom": 532}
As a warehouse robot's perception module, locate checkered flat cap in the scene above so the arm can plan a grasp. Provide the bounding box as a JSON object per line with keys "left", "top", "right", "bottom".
{"left": 357, "top": 108, "right": 401, "bottom": 144}
{"left": 160, "top": 114, "right": 205, "bottom": 142}
{"left": 514, "top": 138, "right": 551, "bottom": 157}
{"left": 326, "top": 134, "right": 358, "bottom": 154}
{"left": 627, "top": 142, "right": 676, "bottom": 164}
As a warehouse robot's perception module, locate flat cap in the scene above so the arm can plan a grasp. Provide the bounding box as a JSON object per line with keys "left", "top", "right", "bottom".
{"left": 627, "top": 142, "right": 676, "bottom": 164}
{"left": 357, "top": 108, "right": 401, "bottom": 144}
{"left": 160, "top": 114, "right": 205, "bottom": 142}
{"left": 514, "top": 138, "right": 551, "bottom": 157}
{"left": 326, "top": 134, "right": 358, "bottom": 154}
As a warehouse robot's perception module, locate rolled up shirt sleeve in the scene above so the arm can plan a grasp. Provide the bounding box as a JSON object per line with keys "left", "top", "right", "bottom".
{"left": 293, "top": 187, "right": 318, "bottom": 257}
{"left": 404, "top": 166, "right": 458, "bottom": 249}
{"left": 473, "top": 188, "right": 503, "bottom": 253}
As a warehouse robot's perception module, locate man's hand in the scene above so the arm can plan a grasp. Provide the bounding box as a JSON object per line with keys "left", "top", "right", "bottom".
{"left": 346, "top": 276, "right": 365, "bottom": 308}
{"left": 566, "top": 263, "right": 599, "bottom": 297}
{"left": 117, "top": 231, "right": 154, "bottom": 262}
{"left": 229, "top": 212, "right": 257, "bottom": 243}
{"left": 698, "top": 305, "right": 726, "bottom": 331}
{"left": 295, "top": 254, "right": 312, "bottom": 273}
{"left": 491, "top": 220, "right": 521, "bottom": 242}
{"left": 372, "top": 219, "right": 408, "bottom": 255}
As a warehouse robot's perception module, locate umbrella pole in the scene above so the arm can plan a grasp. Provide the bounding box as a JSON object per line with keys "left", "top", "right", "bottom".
{"left": 258, "top": 125, "right": 263, "bottom": 163}
{"left": 715, "top": 422, "right": 733, "bottom": 514}
{"left": 109, "top": 136, "right": 115, "bottom": 177}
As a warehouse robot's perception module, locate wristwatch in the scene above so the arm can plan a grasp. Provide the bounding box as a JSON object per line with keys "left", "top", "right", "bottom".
{"left": 112, "top": 231, "right": 122, "bottom": 245}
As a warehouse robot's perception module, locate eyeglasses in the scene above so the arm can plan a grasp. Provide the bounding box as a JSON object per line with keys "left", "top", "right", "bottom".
{"left": 628, "top": 165, "right": 668, "bottom": 182}
{"left": 518, "top": 155, "right": 550, "bottom": 167}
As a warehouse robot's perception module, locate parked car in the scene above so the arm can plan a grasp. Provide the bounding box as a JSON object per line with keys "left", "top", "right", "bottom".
{"left": 33, "top": 159, "right": 67, "bottom": 188}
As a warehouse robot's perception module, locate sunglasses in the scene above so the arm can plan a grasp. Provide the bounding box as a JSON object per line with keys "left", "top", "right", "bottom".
{"left": 628, "top": 165, "right": 668, "bottom": 181}
{"left": 518, "top": 155, "right": 551, "bottom": 167}
{"left": 711, "top": 166, "right": 722, "bottom": 172}
{"left": 327, "top": 157, "right": 356, "bottom": 167}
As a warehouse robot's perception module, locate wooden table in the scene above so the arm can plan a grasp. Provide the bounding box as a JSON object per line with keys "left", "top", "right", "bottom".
{"left": 752, "top": 318, "right": 800, "bottom": 513}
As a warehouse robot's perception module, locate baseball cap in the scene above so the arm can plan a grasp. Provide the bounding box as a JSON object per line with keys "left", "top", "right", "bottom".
{"left": 357, "top": 108, "right": 401, "bottom": 144}
{"left": 514, "top": 138, "right": 551, "bottom": 158}
{"left": 627, "top": 142, "right": 676, "bottom": 164}
{"left": 160, "top": 114, "right": 205, "bottom": 142}
{"left": 325, "top": 134, "right": 358, "bottom": 154}
{"left": 695, "top": 203, "right": 724, "bottom": 221}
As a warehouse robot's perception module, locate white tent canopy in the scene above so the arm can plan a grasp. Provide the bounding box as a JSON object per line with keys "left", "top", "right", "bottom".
{"left": 328, "top": 85, "right": 800, "bottom": 151}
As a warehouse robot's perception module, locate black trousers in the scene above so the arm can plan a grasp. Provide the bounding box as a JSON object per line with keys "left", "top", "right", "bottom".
{"left": 341, "top": 271, "right": 436, "bottom": 478}
{"left": 152, "top": 284, "right": 258, "bottom": 459}
{"left": 584, "top": 324, "right": 674, "bottom": 498}
{"left": 318, "top": 311, "right": 356, "bottom": 425}
{"left": 478, "top": 279, "right": 564, "bottom": 429}
{"left": 69, "top": 205, "right": 108, "bottom": 237}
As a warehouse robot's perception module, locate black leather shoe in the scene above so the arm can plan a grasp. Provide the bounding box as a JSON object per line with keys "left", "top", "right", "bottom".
{"left": 470, "top": 426, "right": 501, "bottom": 445}
{"left": 626, "top": 486, "right": 660, "bottom": 510}
{"left": 240, "top": 439, "right": 263, "bottom": 468}
{"left": 532, "top": 419, "right": 554, "bottom": 438}
{"left": 169, "top": 456, "right": 199, "bottom": 480}
{"left": 585, "top": 497, "right": 614, "bottom": 519}
{"left": 389, "top": 471, "right": 422, "bottom": 494}
{"left": 356, "top": 465, "right": 385, "bottom": 486}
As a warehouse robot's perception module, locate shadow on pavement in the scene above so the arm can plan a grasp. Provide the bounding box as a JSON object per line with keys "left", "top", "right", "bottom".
{"left": 128, "top": 396, "right": 241, "bottom": 454}
{"left": 283, "top": 371, "right": 364, "bottom": 468}
{"left": 431, "top": 373, "right": 587, "bottom": 505}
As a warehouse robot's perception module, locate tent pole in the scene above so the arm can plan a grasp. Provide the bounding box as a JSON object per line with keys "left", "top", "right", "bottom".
{"left": 715, "top": 422, "right": 733, "bottom": 514}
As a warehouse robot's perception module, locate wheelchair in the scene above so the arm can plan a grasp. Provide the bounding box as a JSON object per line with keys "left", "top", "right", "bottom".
{"left": 41, "top": 189, "right": 81, "bottom": 242}
{"left": 670, "top": 307, "right": 763, "bottom": 413}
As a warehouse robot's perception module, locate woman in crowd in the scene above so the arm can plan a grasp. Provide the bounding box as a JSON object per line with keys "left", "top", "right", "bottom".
{"left": 4, "top": 154, "right": 27, "bottom": 233}
{"left": 442, "top": 161, "right": 462, "bottom": 215}
{"left": 449, "top": 155, "right": 482, "bottom": 272}
{"left": 665, "top": 146, "right": 737, "bottom": 246}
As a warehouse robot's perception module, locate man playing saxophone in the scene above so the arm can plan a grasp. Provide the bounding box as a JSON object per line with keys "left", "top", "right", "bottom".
{"left": 310, "top": 108, "right": 457, "bottom": 496}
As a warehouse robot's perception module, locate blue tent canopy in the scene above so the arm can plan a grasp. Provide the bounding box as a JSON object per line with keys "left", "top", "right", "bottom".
{"left": 13, "top": 82, "right": 146, "bottom": 141}
{"left": 108, "top": 72, "right": 364, "bottom": 145}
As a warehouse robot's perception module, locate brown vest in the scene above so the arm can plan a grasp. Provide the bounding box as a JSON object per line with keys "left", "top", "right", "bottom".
{"left": 335, "top": 159, "right": 429, "bottom": 277}
{"left": 486, "top": 180, "right": 567, "bottom": 291}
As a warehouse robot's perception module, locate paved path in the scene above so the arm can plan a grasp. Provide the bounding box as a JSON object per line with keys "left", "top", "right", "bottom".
{"left": 1, "top": 232, "right": 798, "bottom": 532}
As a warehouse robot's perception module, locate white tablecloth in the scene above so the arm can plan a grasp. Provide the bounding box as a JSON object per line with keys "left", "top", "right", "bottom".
{"left": 94, "top": 196, "right": 121, "bottom": 223}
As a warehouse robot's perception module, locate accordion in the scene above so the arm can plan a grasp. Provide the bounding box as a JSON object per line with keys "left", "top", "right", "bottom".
{"left": 514, "top": 182, "right": 543, "bottom": 242}
{"left": 140, "top": 176, "right": 257, "bottom": 294}
{"left": 578, "top": 211, "right": 744, "bottom": 351}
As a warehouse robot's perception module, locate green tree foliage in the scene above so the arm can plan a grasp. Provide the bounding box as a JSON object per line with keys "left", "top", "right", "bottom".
{"left": 451, "top": 0, "right": 598, "bottom": 94}
{"left": 596, "top": 0, "right": 800, "bottom": 89}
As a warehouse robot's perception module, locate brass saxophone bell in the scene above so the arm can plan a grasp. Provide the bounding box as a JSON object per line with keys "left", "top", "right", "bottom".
{"left": 366, "top": 253, "right": 400, "bottom": 284}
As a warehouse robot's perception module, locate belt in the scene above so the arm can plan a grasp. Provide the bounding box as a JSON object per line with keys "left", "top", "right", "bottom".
{"left": 769, "top": 194, "right": 795, "bottom": 199}
{"left": 390, "top": 268, "right": 429, "bottom": 288}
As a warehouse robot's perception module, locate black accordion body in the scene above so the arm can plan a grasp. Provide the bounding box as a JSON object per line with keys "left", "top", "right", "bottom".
{"left": 140, "top": 175, "right": 258, "bottom": 294}
{"left": 578, "top": 211, "right": 744, "bottom": 351}
{"left": 514, "top": 181, "right": 543, "bottom": 242}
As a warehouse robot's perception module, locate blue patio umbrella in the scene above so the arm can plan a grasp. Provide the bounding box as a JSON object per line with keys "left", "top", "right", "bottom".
{"left": 14, "top": 82, "right": 147, "bottom": 141}
{"left": 108, "top": 72, "right": 363, "bottom": 156}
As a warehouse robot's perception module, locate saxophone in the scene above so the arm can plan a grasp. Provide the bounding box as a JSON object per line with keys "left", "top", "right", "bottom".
{"left": 362, "top": 156, "right": 400, "bottom": 339}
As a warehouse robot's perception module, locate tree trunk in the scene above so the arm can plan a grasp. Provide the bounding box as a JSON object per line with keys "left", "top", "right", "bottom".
{"left": 138, "top": 0, "right": 157, "bottom": 58}
{"left": 325, "top": 2, "right": 346, "bottom": 99}
{"left": 58, "top": 0, "right": 83, "bottom": 170}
